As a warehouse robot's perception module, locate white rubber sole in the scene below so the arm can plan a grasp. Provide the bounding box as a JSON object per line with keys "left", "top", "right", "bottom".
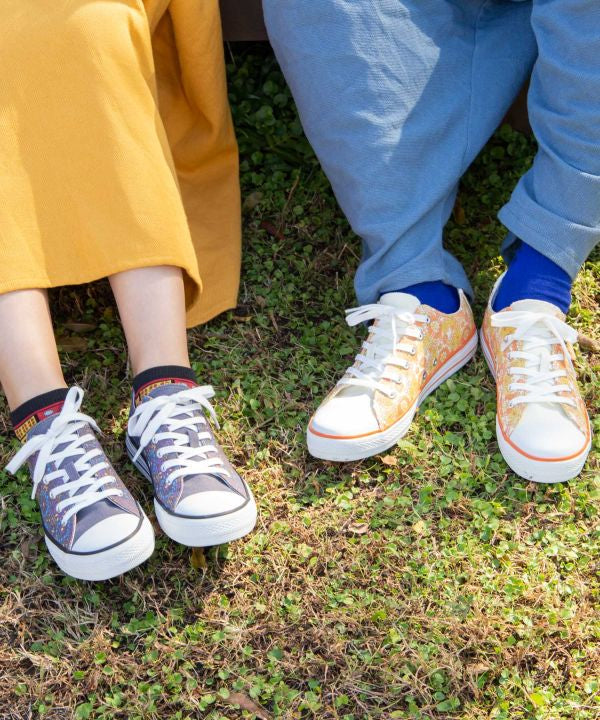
{"left": 153, "top": 496, "right": 257, "bottom": 547}
{"left": 45, "top": 514, "right": 155, "bottom": 581}
{"left": 481, "top": 329, "right": 591, "bottom": 484}
{"left": 126, "top": 436, "right": 257, "bottom": 547}
{"left": 496, "top": 418, "right": 591, "bottom": 484}
{"left": 307, "top": 331, "right": 478, "bottom": 462}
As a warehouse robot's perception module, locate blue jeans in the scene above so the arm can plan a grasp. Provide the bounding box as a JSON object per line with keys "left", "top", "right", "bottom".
{"left": 263, "top": 0, "right": 600, "bottom": 302}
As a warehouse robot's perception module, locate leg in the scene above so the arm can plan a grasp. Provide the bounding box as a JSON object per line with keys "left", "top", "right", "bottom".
{"left": 264, "top": 0, "right": 537, "bottom": 462}
{"left": 109, "top": 265, "right": 191, "bottom": 375}
{"left": 1, "top": 287, "right": 153, "bottom": 577}
{"left": 483, "top": 0, "right": 599, "bottom": 483}
{"left": 263, "top": 0, "right": 537, "bottom": 303}
{"left": 0, "top": 289, "right": 66, "bottom": 410}
{"left": 499, "top": 0, "right": 600, "bottom": 277}
{"left": 111, "top": 264, "right": 257, "bottom": 546}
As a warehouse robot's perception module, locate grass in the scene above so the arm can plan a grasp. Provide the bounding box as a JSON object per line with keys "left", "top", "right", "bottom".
{"left": 0, "top": 45, "right": 599, "bottom": 719}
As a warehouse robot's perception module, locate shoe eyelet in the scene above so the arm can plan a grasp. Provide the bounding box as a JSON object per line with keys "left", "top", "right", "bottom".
{"left": 410, "top": 347, "right": 416, "bottom": 356}
{"left": 425, "top": 316, "right": 431, "bottom": 324}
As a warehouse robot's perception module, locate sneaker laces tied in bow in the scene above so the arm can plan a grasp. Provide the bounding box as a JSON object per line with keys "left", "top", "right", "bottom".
{"left": 5, "top": 387, "right": 121, "bottom": 525}
{"left": 491, "top": 310, "right": 579, "bottom": 407}
{"left": 340, "top": 304, "right": 428, "bottom": 397}
{"left": 128, "top": 385, "right": 229, "bottom": 486}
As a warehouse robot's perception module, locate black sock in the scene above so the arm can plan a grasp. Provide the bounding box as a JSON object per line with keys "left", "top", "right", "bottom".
{"left": 11, "top": 388, "right": 69, "bottom": 441}
{"left": 132, "top": 365, "right": 197, "bottom": 404}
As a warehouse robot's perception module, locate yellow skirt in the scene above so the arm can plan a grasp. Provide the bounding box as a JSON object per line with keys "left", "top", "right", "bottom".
{"left": 0, "top": 0, "right": 241, "bottom": 327}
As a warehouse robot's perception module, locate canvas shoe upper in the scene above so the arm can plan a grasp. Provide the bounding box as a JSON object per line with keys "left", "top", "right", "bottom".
{"left": 480, "top": 278, "right": 592, "bottom": 483}
{"left": 307, "top": 290, "right": 477, "bottom": 461}
{"left": 5, "top": 387, "right": 154, "bottom": 580}
{"left": 126, "top": 383, "right": 257, "bottom": 547}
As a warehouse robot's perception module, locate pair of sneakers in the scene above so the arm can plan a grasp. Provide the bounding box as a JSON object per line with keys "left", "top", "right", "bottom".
{"left": 307, "top": 277, "right": 592, "bottom": 484}
{"left": 6, "top": 382, "right": 257, "bottom": 581}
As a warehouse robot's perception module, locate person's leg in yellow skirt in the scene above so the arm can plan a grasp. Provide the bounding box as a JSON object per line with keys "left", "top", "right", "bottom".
{"left": 1, "top": 1, "right": 254, "bottom": 581}
{"left": 2, "top": 268, "right": 257, "bottom": 582}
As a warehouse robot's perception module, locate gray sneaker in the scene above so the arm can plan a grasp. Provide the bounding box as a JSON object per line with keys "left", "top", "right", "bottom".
{"left": 6, "top": 387, "right": 154, "bottom": 581}
{"left": 126, "top": 383, "right": 256, "bottom": 547}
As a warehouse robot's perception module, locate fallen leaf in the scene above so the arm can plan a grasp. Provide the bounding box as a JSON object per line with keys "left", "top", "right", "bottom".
{"left": 578, "top": 333, "right": 600, "bottom": 353}
{"left": 260, "top": 220, "right": 284, "bottom": 241}
{"left": 57, "top": 336, "right": 88, "bottom": 351}
{"left": 380, "top": 455, "right": 397, "bottom": 466}
{"left": 19, "top": 534, "right": 41, "bottom": 560}
{"left": 190, "top": 547, "right": 208, "bottom": 570}
{"left": 243, "top": 191, "right": 263, "bottom": 211}
{"left": 223, "top": 692, "right": 272, "bottom": 720}
{"left": 347, "top": 522, "right": 369, "bottom": 535}
{"left": 413, "top": 520, "right": 428, "bottom": 535}
{"left": 63, "top": 322, "right": 97, "bottom": 334}
{"left": 466, "top": 663, "right": 491, "bottom": 675}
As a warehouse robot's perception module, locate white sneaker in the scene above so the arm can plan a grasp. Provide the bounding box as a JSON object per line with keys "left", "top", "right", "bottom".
{"left": 307, "top": 291, "right": 478, "bottom": 461}
{"left": 126, "top": 382, "right": 257, "bottom": 547}
{"left": 481, "top": 278, "right": 592, "bottom": 483}
{"left": 6, "top": 388, "right": 154, "bottom": 581}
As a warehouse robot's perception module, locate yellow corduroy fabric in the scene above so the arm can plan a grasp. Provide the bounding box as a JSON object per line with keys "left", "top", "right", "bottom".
{"left": 0, "top": 0, "right": 241, "bottom": 327}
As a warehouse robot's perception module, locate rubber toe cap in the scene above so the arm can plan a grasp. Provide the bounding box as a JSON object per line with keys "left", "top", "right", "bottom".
{"left": 72, "top": 513, "right": 140, "bottom": 553}
{"left": 509, "top": 404, "right": 587, "bottom": 460}
{"left": 310, "top": 391, "right": 379, "bottom": 438}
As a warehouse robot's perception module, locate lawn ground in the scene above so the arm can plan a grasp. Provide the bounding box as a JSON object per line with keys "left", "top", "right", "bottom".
{"left": 0, "top": 46, "right": 599, "bottom": 720}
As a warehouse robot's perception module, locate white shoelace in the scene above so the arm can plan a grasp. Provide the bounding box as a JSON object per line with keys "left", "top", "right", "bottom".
{"left": 339, "top": 304, "right": 428, "bottom": 398}
{"left": 491, "top": 310, "right": 579, "bottom": 408}
{"left": 5, "top": 387, "right": 122, "bottom": 525}
{"left": 128, "top": 385, "right": 229, "bottom": 487}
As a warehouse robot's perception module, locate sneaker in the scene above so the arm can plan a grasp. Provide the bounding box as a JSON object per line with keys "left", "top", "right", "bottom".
{"left": 307, "top": 290, "right": 478, "bottom": 461}
{"left": 480, "top": 277, "right": 592, "bottom": 483}
{"left": 5, "top": 387, "right": 154, "bottom": 581}
{"left": 126, "top": 383, "right": 257, "bottom": 547}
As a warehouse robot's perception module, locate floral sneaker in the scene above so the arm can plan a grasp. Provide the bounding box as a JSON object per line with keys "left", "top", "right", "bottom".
{"left": 126, "top": 383, "right": 257, "bottom": 547}
{"left": 307, "top": 290, "right": 477, "bottom": 461}
{"left": 5, "top": 388, "right": 154, "bottom": 581}
{"left": 481, "top": 278, "right": 592, "bottom": 483}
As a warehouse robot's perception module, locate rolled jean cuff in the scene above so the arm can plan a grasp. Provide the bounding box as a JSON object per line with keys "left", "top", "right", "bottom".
{"left": 498, "top": 195, "right": 600, "bottom": 280}
{"left": 357, "top": 249, "right": 473, "bottom": 305}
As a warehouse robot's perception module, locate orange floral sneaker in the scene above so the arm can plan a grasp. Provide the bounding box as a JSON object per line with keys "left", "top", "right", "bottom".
{"left": 481, "top": 279, "right": 592, "bottom": 484}
{"left": 307, "top": 291, "right": 477, "bottom": 461}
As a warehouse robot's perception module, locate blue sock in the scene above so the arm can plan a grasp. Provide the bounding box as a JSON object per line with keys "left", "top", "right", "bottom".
{"left": 493, "top": 242, "right": 572, "bottom": 314}
{"left": 387, "top": 281, "right": 460, "bottom": 314}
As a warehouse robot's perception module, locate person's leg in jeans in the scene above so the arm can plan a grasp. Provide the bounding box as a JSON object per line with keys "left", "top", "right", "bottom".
{"left": 481, "top": 0, "right": 600, "bottom": 483}
{"left": 263, "top": 0, "right": 537, "bottom": 461}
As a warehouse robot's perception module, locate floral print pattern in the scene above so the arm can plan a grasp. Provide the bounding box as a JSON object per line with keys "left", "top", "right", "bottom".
{"left": 481, "top": 303, "right": 589, "bottom": 439}
{"left": 365, "top": 291, "right": 476, "bottom": 430}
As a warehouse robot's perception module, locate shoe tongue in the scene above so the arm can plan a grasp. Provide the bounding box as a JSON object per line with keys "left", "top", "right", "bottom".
{"left": 379, "top": 292, "right": 421, "bottom": 313}
{"left": 144, "top": 382, "right": 204, "bottom": 443}
{"left": 144, "top": 381, "right": 195, "bottom": 400}
{"left": 25, "top": 413, "right": 59, "bottom": 440}
{"left": 510, "top": 299, "right": 564, "bottom": 318}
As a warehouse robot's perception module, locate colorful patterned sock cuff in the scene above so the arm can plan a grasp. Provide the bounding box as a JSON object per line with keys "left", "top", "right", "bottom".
{"left": 11, "top": 388, "right": 69, "bottom": 441}
{"left": 132, "top": 365, "right": 197, "bottom": 405}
